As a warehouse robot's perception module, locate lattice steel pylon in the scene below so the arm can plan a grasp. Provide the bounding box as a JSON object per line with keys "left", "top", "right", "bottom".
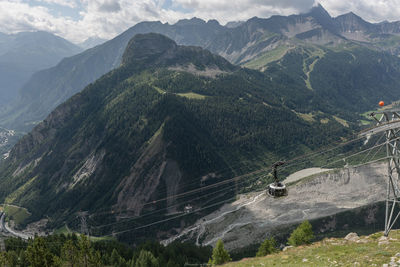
{"left": 363, "top": 110, "right": 400, "bottom": 236}
{"left": 77, "top": 211, "right": 89, "bottom": 237}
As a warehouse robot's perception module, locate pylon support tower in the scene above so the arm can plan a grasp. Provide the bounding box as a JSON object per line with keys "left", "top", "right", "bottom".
{"left": 77, "top": 211, "right": 89, "bottom": 237}
{"left": 363, "top": 110, "right": 400, "bottom": 236}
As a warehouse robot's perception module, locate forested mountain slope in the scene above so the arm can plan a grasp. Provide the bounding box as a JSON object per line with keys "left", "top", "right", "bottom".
{"left": 0, "top": 34, "right": 351, "bottom": 243}
{"left": 0, "top": 19, "right": 226, "bottom": 131}
{"left": 259, "top": 45, "right": 400, "bottom": 114}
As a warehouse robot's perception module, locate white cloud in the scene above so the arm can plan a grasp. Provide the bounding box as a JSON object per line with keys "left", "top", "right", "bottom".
{"left": 0, "top": 1, "right": 82, "bottom": 40}
{"left": 0, "top": 0, "right": 399, "bottom": 44}
{"left": 75, "top": 0, "right": 166, "bottom": 41}
{"left": 0, "top": 0, "right": 167, "bottom": 42}
{"left": 38, "top": 0, "right": 78, "bottom": 8}
{"left": 172, "top": 0, "right": 315, "bottom": 23}
{"left": 98, "top": 1, "right": 121, "bottom": 13}
{"left": 175, "top": 0, "right": 315, "bottom": 13}
{"left": 319, "top": 0, "right": 400, "bottom": 22}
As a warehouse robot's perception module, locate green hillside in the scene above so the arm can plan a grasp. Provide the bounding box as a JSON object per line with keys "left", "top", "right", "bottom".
{"left": 225, "top": 230, "right": 400, "bottom": 266}
{"left": 259, "top": 45, "right": 400, "bottom": 116}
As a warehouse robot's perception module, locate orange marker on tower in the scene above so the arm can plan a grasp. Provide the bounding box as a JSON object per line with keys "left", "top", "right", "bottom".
{"left": 379, "top": 101, "right": 384, "bottom": 107}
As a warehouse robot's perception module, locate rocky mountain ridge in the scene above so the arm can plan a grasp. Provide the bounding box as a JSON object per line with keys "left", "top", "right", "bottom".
{"left": 2, "top": 5, "right": 400, "bottom": 131}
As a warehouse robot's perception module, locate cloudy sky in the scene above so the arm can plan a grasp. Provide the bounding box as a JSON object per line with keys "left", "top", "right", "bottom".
{"left": 0, "top": 0, "right": 399, "bottom": 44}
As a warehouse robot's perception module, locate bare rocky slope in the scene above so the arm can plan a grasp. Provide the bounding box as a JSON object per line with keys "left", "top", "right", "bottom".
{"left": 164, "top": 162, "right": 387, "bottom": 250}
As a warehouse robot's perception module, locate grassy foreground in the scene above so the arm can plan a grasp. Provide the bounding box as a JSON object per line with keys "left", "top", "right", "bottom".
{"left": 224, "top": 230, "right": 400, "bottom": 266}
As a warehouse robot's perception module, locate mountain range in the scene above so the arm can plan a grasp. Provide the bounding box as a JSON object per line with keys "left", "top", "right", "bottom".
{"left": 0, "top": 4, "right": 400, "bottom": 244}
{"left": 0, "top": 31, "right": 82, "bottom": 108}
{"left": 2, "top": 4, "right": 400, "bottom": 131}
{"left": 0, "top": 33, "right": 354, "bottom": 243}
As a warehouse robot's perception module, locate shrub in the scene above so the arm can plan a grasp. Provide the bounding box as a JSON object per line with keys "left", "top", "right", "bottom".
{"left": 369, "top": 232, "right": 384, "bottom": 240}
{"left": 288, "top": 220, "right": 314, "bottom": 246}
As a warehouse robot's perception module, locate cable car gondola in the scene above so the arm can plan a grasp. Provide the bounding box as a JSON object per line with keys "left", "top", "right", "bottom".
{"left": 267, "top": 161, "right": 288, "bottom": 197}
{"left": 184, "top": 204, "right": 193, "bottom": 214}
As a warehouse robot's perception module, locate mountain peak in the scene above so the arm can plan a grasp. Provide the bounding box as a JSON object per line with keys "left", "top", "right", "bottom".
{"left": 122, "top": 33, "right": 178, "bottom": 66}
{"left": 207, "top": 19, "right": 220, "bottom": 26}
{"left": 338, "top": 11, "right": 365, "bottom": 21}
{"left": 122, "top": 33, "right": 236, "bottom": 72}
{"left": 303, "top": 3, "right": 339, "bottom": 34}
{"left": 225, "top": 21, "right": 245, "bottom": 28}
{"left": 175, "top": 17, "right": 206, "bottom": 26}
{"left": 307, "top": 3, "right": 331, "bottom": 19}
{"left": 335, "top": 11, "right": 371, "bottom": 32}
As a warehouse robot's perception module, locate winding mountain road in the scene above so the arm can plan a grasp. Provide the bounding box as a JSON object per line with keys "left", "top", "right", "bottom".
{"left": 0, "top": 211, "right": 31, "bottom": 240}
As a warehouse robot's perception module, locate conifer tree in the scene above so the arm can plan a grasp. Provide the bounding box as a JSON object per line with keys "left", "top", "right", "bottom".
{"left": 256, "top": 237, "right": 277, "bottom": 257}
{"left": 208, "top": 239, "right": 231, "bottom": 265}
{"left": 61, "top": 239, "right": 79, "bottom": 267}
{"left": 26, "top": 237, "right": 56, "bottom": 267}
{"left": 135, "top": 250, "right": 158, "bottom": 267}
{"left": 111, "top": 248, "right": 121, "bottom": 265}
{"left": 78, "top": 234, "right": 91, "bottom": 267}
{"left": 0, "top": 252, "right": 7, "bottom": 266}
{"left": 288, "top": 220, "right": 314, "bottom": 246}
{"left": 5, "top": 250, "right": 18, "bottom": 266}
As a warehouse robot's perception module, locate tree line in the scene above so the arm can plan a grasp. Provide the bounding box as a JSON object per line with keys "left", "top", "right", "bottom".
{"left": 0, "top": 220, "right": 314, "bottom": 266}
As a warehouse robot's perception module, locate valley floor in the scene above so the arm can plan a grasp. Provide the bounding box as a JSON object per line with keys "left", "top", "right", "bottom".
{"left": 224, "top": 230, "right": 400, "bottom": 266}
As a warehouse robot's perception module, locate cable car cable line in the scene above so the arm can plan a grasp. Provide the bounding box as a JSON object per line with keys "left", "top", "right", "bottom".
{"left": 96, "top": 152, "right": 389, "bottom": 238}
{"left": 85, "top": 132, "right": 368, "bottom": 218}
{"left": 360, "top": 133, "right": 385, "bottom": 165}
{"left": 94, "top": 141, "right": 390, "bottom": 235}
{"left": 89, "top": 174, "right": 267, "bottom": 230}
{"left": 63, "top": 128, "right": 384, "bottom": 237}
{"left": 139, "top": 135, "right": 367, "bottom": 207}
{"left": 320, "top": 139, "right": 395, "bottom": 168}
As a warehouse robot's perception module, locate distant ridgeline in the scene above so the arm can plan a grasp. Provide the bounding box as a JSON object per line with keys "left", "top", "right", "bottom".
{"left": 2, "top": 5, "right": 400, "bottom": 131}
{"left": 0, "top": 31, "right": 82, "bottom": 107}
{"left": 0, "top": 34, "right": 354, "bottom": 244}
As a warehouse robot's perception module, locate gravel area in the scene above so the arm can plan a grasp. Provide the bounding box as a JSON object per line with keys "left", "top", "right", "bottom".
{"left": 164, "top": 163, "right": 387, "bottom": 250}
{"left": 284, "top": 168, "right": 332, "bottom": 184}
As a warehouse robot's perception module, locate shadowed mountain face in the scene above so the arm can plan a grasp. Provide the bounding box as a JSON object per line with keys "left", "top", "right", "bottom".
{"left": 0, "top": 31, "right": 82, "bottom": 107}
{"left": 3, "top": 5, "right": 400, "bottom": 132}
{"left": 0, "top": 34, "right": 353, "bottom": 243}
